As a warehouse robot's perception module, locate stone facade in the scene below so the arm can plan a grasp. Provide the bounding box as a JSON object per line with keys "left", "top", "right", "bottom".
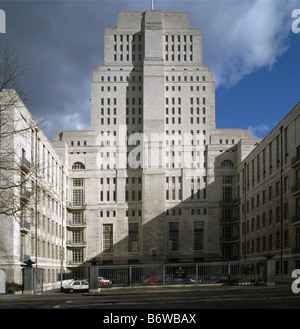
{"left": 236, "top": 104, "right": 300, "bottom": 275}
{"left": 51, "top": 10, "right": 260, "bottom": 277}
{"left": 1, "top": 10, "right": 300, "bottom": 282}
{"left": 0, "top": 90, "right": 68, "bottom": 284}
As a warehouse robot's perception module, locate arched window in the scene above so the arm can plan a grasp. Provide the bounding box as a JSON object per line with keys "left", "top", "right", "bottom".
{"left": 72, "top": 162, "right": 85, "bottom": 170}
{"left": 221, "top": 160, "right": 234, "bottom": 168}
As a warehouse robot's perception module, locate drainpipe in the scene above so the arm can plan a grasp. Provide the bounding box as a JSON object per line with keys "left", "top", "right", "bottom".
{"left": 280, "top": 126, "right": 283, "bottom": 275}
{"left": 60, "top": 165, "right": 64, "bottom": 292}
{"left": 244, "top": 162, "right": 247, "bottom": 263}
{"left": 35, "top": 128, "right": 38, "bottom": 268}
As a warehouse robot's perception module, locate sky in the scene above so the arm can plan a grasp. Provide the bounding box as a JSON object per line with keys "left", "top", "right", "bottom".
{"left": 0, "top": 0, "right": 300, "bottom": 140}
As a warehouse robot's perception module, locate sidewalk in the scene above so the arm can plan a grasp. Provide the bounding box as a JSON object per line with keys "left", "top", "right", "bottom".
{"left": 1, "top": 280, "right": 290, "bottom": 298}
{"left": 82, "top": 281, "right": 287, "bottom": 296}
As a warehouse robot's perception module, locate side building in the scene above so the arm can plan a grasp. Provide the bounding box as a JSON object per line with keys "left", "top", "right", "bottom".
{"left": 236, "top": 102, "right": 300, "bottom": 275}
{"left": 0, "top": 89, "right": 68, "bottom": 285}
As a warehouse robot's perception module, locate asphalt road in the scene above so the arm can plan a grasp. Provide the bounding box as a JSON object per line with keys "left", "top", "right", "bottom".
{"left": 0, "top": 284, "right": 298, "bottom": 326}
{"left": 0, "top": 283, "right": 298, "bottom": 310}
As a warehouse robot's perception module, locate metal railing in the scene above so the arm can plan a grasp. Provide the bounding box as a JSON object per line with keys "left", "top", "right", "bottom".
{"left": 66, "top": 240, "right": 87, "bottom": 247}
{"left": 66, "top": 220, "right": 87, "bottom": 227}
{"left": 96, "top": 260, "right": 266, "bottom": 287}
{"left": 66, "top": 202, "right": 87, "bottom": 210}
{"left": 21, "top": 156, "right": 31, "bottom": 173}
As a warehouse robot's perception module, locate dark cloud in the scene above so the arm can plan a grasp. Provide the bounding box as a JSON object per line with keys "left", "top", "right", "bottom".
{"left": 0, "top": 0, "right": 298, "bottom": 139}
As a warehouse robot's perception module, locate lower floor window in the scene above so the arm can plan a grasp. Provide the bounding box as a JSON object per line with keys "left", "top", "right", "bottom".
{"left": 194, "top": 221, "right": 204, "bottom": 251}
{"left": 72, "top": 249, "right": 83, "bottom": 263}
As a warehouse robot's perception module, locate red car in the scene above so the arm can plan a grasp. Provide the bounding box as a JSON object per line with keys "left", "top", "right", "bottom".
{"left": 98, "top": 277, "right": 112, "bottom": 286}
{"left": 144, "top": 276, "right": 163, "bottom": 285}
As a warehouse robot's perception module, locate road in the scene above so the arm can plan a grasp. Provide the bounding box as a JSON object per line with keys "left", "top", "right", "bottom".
{"left": 0, "top": 283, "right": 298, "bottom": 310}
{"left": 1, "top": 284, "right": 298, "bottom": 326}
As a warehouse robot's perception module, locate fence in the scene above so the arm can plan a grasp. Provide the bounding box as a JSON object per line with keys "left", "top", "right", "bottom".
{"left": 97, "top": 260, "right": 266, "bottom": 287}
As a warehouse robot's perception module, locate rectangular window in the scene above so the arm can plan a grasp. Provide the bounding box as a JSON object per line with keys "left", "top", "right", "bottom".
{"left": 72, "top": 212, "right": 83, "bottom": 225}
{"left": 73, "top": 189, "right": 83, "bottom": 207}
{"left": 194, "top": 221, "right": 204, "bottom": 251}
{"left": 128, "top": 223, "right": 139, "bottom": 252}
{"left": 223, "top": 186, "right": 232, "bottom": 202}
{"left": 72, "top": 230, "right": 84, "bottom": 244}
{"left": 73, "top": 178, "right": 83, "bottom": 187}
{"left": 103, "top": 224, "right": 113, "bottom": 253}
{"left": 72, "top": 249, "right": 83, "bottom": 263}
{"left": 168, "top": 222, "right": 179, "bottom": 251}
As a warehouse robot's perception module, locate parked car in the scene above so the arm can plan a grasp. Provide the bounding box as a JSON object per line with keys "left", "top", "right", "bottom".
{"left": 63, "top": 279, "right": 89, "bottom": 293}
{"left": 98, "top": 277, "right": 112, "bottom": 286}
{"left": 143, "top": 275, "right": 164, "bottom": 285}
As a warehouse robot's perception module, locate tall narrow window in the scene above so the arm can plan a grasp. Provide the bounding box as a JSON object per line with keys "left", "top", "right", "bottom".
{"left": 128, "top": 223, "right": 139, "bottom": 252}
{"left": 72, "top": 249, "right": 83, "bottom": 263}
{"left": 168, "top": 222, "right": 179, "bottom": 251}
{"left": 103, "top": 224, "right": 113, "bottom": 252}
{"left": 194, "top": 221, "right": 204, "bottom": 251}
{"left": 73, "top": 189, "right": 83, "bottom": 207}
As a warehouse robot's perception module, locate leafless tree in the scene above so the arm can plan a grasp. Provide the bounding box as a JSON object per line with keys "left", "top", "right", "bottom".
{"left": 0, "top": 48, "right": 46, "bottom": 224}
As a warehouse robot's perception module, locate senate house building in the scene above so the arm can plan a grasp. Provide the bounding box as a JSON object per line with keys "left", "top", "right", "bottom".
{"left": 0, "top": 10, "right": 299, "bottom": 285}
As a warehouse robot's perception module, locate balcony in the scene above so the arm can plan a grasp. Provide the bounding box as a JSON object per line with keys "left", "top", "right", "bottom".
{"left": 292, "top": 215, "right": 300, "bottom": 225}
{"left": 67, "top": 260, "right": 85, "bottom": 266}
{"left": 20, "top": 188, "right": 31, "bottom": 203}
{"left": 66, "top": 240, "right": 87, "bottom": 248}
{"left": 220, "top": 236, "right": 240, "bottom": 243}
{"left": 291, "top": 184, "right": 300, "bottom": 196}
{"left": 220, "top": 217, "right": 240, "bottom": 224}
{"left": 219, "top": 198, "right": 240, "bottom": 207}
{"left": 219, "top": 200, "right": 234, "bottom": 207}
{"left": 292, "top": 247, "right": 300, "bottom": 254}
{"left": 66, "top": 220, "right": 87, "bottom": 228}
{"left": 291, "top": 153, "right": 300, "bottom": 168}
{"left": 20, "top": 156, "right": 31, "bottom": 174}
{"left": 20, "top": 220, "right": 30, "bottom": 234}
{"left": 66, "top": 202, "right": 87, "bottom": 211}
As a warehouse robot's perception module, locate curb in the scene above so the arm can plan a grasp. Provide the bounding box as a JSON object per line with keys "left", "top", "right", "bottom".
{"left": 82, "top": 282, "right": 278, "bottom": 296}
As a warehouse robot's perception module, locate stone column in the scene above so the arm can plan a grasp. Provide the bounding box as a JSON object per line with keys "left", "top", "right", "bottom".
{"left": 142, "top": 10, "right": 166, "bottom": 263}
{"left": 89, "top": 258, "right": 100, "bottom": 293}
{"left": 265, "top": 253, "right": 275, "bottom": 286}
{"left": 21, "top": 258, "right": 35, "bottom": 295}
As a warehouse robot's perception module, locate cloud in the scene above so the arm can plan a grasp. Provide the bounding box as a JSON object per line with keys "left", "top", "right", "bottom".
{"left": 248, "top": 124, "right": 270, "bottom": 138}
{"left": 2, "top": 0, "right": 298, "bottom": 140}
{"left": 195, "top": 0, "right": 298, "bottom": 87}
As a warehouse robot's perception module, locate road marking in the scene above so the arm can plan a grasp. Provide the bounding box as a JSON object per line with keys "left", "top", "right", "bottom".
{"left": 53, "top": 305, "right": 62, "bottom": 308}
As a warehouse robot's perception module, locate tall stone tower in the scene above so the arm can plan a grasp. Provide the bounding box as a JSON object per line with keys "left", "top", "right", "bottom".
{"left": 89, "top": 10, "right": 216, "bottom": 263}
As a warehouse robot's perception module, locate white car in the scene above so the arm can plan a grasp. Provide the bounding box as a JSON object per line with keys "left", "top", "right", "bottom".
{"left": 63, "top": 279, "right": 89, "bottom": 293}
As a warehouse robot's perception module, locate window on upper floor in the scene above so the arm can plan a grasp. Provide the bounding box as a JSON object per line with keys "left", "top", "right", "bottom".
{"left": 72, "top": 162, "right": 85, "bottom": 170}
{"left": 221, "top": 160, "right": 234, "bottom": 168}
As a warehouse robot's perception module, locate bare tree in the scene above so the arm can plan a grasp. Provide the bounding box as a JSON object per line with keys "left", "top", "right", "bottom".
{"left": 0, "top": 48, "right": 67, "bottom": 276}
{"left": 0, "top": 47, "right": 49, "bottom": 228}
{"left": 0, "top": 47, "right": 31, "bottom": 102}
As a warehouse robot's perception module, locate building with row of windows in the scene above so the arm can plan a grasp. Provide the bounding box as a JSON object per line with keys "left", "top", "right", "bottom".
{"left": 0, "top": 89, "right": 68, "bottom": 284}
{"left": 0, "top": 10, "right": 299, "bottom": 283}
